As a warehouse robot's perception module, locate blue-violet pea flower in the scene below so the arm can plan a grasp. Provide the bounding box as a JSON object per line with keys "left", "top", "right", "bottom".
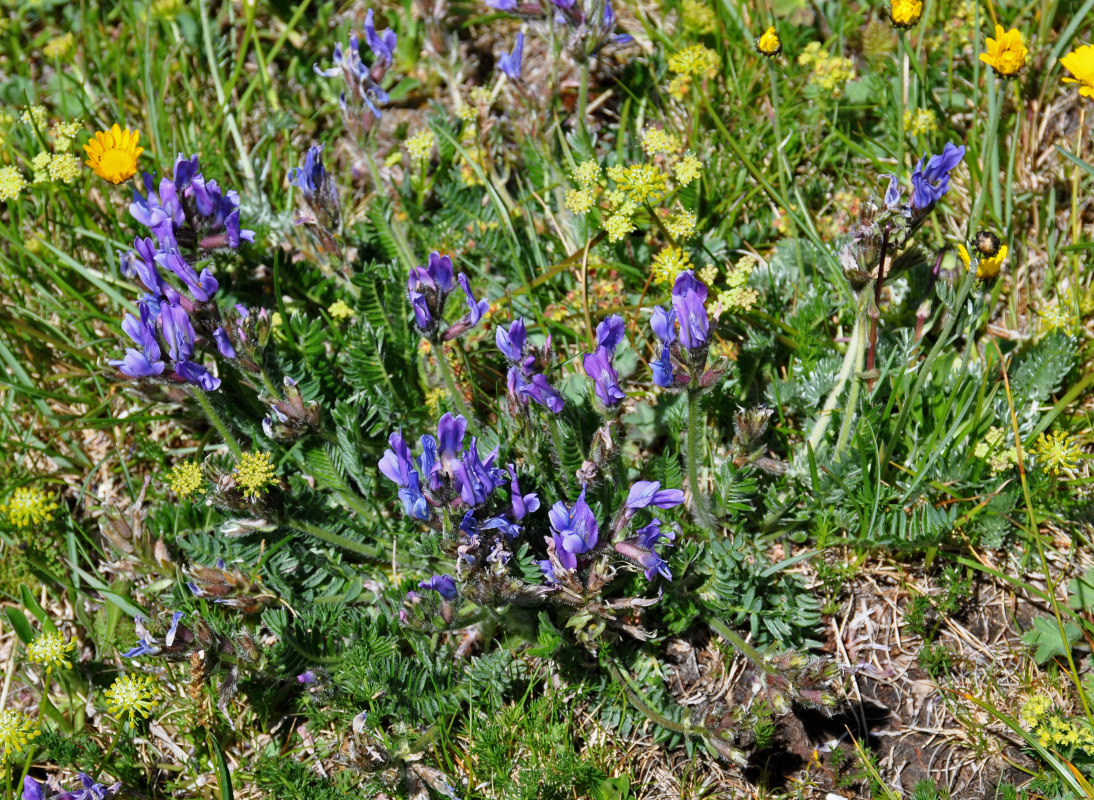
{"left": 297, "top": 670, "right": 318, "bottom": 684}
{"left": 519, "top": 373, "right": 565, "bottom": 413}
{"left": 670, "top": 270, "right": 709, "bottom": 351}
{"left": 910, "top": 143, "right": 966, "bottom": 212}
{"left": 596, "top": 313, "right": 626, "bottom": 353}
{"left": 583, "top": 346, "right": 625, "bottom": 407}
{"left": 23, "top": 774, "right": 121, "bottom": 800}
{"left": 508, "top": 463, "right": 540, "bottom": 520}
{"left": 363, "top": 9, "right": 397, "bottom": 68}
{"left": 442, "top": 272, "right": 490, "bottom": 340}
{"left": 110, "top": 303, "right": 165, "bottom": 379}
{"left": 625, "top": 480, "right": 685, "bottom": 511}
{"left": 378, "top": 431, "right": 431, "bottom": 520}
{"left": 548, "top": 486, "right": 599, "bottom": 569}
{"left": 496, "top": 318, "right": 527, "bottom": 362}
{"left": 419, "top": 574, "right": 458, "bottom": 600}
{"left": 313, "top": 31, "right": 390, "bottom": 118}
{"left": 289, "top": 143, "right": 341, "bottom": 230}
{"left": 498, "top": 32, "right": 523, "bottom": 82}
{"left": 650, "top": 306, "right": 677, "bottom": 387}
{"left": 633, "top": 518, "right": 675, "bottom": 580}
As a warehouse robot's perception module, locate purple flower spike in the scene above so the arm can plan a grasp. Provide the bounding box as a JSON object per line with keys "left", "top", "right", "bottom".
{"left": 652, "top": 344, "right": 674, "bottom": 387}
{"left": 671, "top": 270, "right": 709, "bottom": 350}
{"left": 626, "top": 480, "right": 685, "bottom": 510}
{"left": 437, "top": 413, "right": 467, "bottom": 462}
{"left": 419, "top": 574, "right": 458, "bottom": 600}
{"left": 583, "top": 346, "right": 625, "bottom": 407}
{"left": 110, "top": 302, "right": 165, "bottom": 378}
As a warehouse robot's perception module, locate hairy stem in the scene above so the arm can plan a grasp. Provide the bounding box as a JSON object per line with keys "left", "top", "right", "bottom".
{"left": 287, "top": 517, "right": 382, "bottom": 561}
{"left": 191, "top": 389, "right": 244, "bottom": 459}
{"left": 707, "top": 617, "right": 777, "bottom": 676}
{"left": 436, "top": 340, "right": 479, "bottom": 436}
{"left": 686, "top": 389, "right": 714, "bottom": 527}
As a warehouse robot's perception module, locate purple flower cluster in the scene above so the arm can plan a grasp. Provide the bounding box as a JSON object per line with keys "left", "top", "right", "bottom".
{"left": 289, "top": 144, "right": 341, "bottom": 232}
{"left": 122, "top": 612, "right": 187, "bottom": 659}
{"left": 112, "top": 154, "right": 253, "bottom": 390}
{"left": 539, "top": 479, "right": 684, "bottom": 583}
{"left": 23, "top": 775, "right": 119, "bottom": 800}
{"left": 379, "top": 412, "right": 525, "bottom": 522}
{"left": 487, "top": 0, "right": 630, "bottom": 53}
{"left": 909, "top": 143, "right": 965, "bottom": 213}
{"left": 313, "top": 9, "right": 396, "bottom": 119}
{"left": 409, "top": 251, "right": 489, "bottom": 341}
{"left": 650, "top": 270, "right": 711, "bottom": 388}
{"left": 582, "top": 314, "right": 626, "bottom": 409}
{"left": 496, "top": 318, "right": 565, "bottom": 413}
{"left": 497, "top": 32, "right": 523, "bottom": 82}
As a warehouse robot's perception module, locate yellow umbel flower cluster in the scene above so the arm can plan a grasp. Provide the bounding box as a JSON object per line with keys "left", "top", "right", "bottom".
{"left": 903, "top": 108, "right": 937, "bottom": 136}
{"left": 0, "top": 487, "right": 59, "bottom": 528}
{"left": 84, "top": 125, "right": 143, "bottom": 184}
{"left": 20, "top": 106, "right": 47, "bottom": 127}
{"left": 167, "top": 461, "right": 204, "bottom": 499}
{"left": 798, "top": 42, "right": 855, "bottom": 97}
{"left": 105, "top": 674, "right": 161, "bottom": 722}
{"left": 27, "top": 631, "right": 76, "bottom": 674}
{"left": 641, "top": 127, "right": 679, "bottom": 156}
{"left": 405, "top": 129, "right": 436, "bottom": 161}
{"left": 328, "top": 299, "right": 354, "bottom": 320}
{"left": 1061, "top": 44, "right": 1094, "bottom": 99}
{"left": 1033, "top": 430, "right": 1082, "bottom": 476}
{"left": 681, "top": 0, "right": 716, "bottom": 33}
{"left": 43, "top": 32, "right": 76, "bottom": 59}
{"left": 651, "top": 247, "right": 693, "bottom": 286}
{"left": 666, "top": 209, "right": 697, "bottom": 241}
{"left": 0, "top": 709, "right": 39, "bottom": 762}
{"left": 1038, "top": 301, "right": 1079, "bottom": 334}
{"left": 565, "top": 188, "right": 595, "bottom": 215}
{"left": 50, "top": 120, "right": 80, "bottom": 151}
{"left": 234, "top": 451, "right": 277, "bottom": 499}
{"left": 672, "top": 153, "right": 702, "bottom": 187}
{"left": 973, "top": 427, "right": 1018, "bottom": 474}
{"left": 980, "top": 26, "right": 1027, "bottom": 78}
{"left": 717, "top": 255, "right": 759, "bottom": 312}
{"left": 1020, "top": 695, "right": 1094, "bottom": 751}
{"left": 0, "top": 165, "right": 26, "bottom": 203}
{"left": 668, "top": 44, "right": 720, "bottom": 78}
{"left": 608, "top": 163, "right": 668, "bottom": 204}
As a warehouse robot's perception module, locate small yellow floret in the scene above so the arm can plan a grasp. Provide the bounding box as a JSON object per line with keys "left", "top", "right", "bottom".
{"left": 26, "top": 631, "right": 76, "bottom": 674}
{"left": 666, "top": 209, "right": 697, "bottom": 240}
{"left": 0, "top": 166, "right": 27, "bottom": 202}
{"left": 681, "top": 0, "right": 716, "bottom": 33}
{"left": 613, "top": 163, "right": 668, "bottom": 204}
{"left": 668, "top": 44, "right": 721, "bottom": 77}
{"left": 328, "top": 299, "right": 354, "bottom": 320}
{"left": 31, "top": 152, "right": 52, "bottom": 172}
{"left": 51, "top": 120, "right": 81, "bottom": 152}
{"left": 755, "top": 26, "right": 781, "bottom": 57}
{"left": 1033, "top": 430, "right": 1081, "bottom": 476}
{"left": 651, "top": 247, "right": 693, "bottom": 286}
{"left": 0, "top": 709, "right": 39, "bottom": 762}
{"left": 234, "top": 451, "right": 277, "bottom": 499}
{"left": 83, "top": 124, "right": 143, "bottom": 184}
{"left": 0, "top": 487, "right": 59, "bottom": 528}
{"left": 573, "top": 160, "right": 601, "bottom": 187}
{"left": 20, "top": 106, "right": 47, "bottom": 127}
{"left": 641, "top": 127, "right": 679, "bottom": 156}
{"left": 43, "top": 32, "right": 76, "bottom": 59}
{"left": 604, "top": 213, "right": 636, "bottom": 242}
{"left": 903, "top": 108, "right": 937, "bottom": 136}
{"left": 167, "top": 461, "right": 204, "bottom": 499}
{"left": 673, "top": 153, "right": 702, "bottom": 187}
{"left": 48, "top": 153, "right": 81, "bottom": 184}
{"left": 105, "top": 673, "right": 161, "bottom": 722}
{"left": 405, "top": 129, "right": 436, "bottom": 161}
{"left": 565, "top": 188, "right": 595, "bottom": 215}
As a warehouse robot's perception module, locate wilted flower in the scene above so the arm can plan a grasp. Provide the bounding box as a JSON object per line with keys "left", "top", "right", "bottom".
{"left": 1060, "top": 44, "right": 1094, "bottom": 99}
{"left": 84, "top": 124, "right": 143, "bottom": 184}
{"left": 980, "top": 26, "right": 1027, "bottom": 78}
{"left": 289, "top": 143, "right": 341, "bottom": 235}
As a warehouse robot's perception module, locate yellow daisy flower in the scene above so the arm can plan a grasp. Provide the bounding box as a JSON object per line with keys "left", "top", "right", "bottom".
{"left": 888, "top": 0, "right": 923, "bottom": 29}
{"left": 980, "top": 26, "right": 1027, "bottom": 78}
{"left": 1061, "top": 44, "right": 1094, "bottom": 99}
{"left": 755, "top": 26, "right": 781, "bottom": 58}
{"left": 956, "top": 242, "right": 1007, "bottom": 280}
{"left": 83, "top": 124, "right": 143, "bottom": 184}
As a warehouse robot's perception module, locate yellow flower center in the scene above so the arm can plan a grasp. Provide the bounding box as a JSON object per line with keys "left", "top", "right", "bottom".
{"left": 98, "top": 149, "right": 139, "bottom": 184}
